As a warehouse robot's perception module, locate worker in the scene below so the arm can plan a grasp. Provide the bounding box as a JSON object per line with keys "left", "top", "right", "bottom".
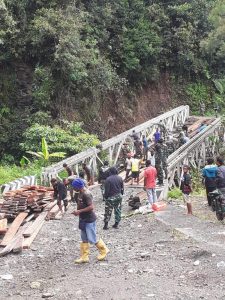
{"left": 51, "top": 178, "right": 68, "bottom": 213}
{"left": 63, "top": 163, "right": 73, "bottom": 176}
{"left": 103, "top": 167, "right": 124, "bottom": 230}
{"left": 63, "top": 174, "right": 77, "bottom": 202}
{"left": 161, "top": 139, "right": 169, "bottom": 179}
{"left": 180, "top": 165, "right": 193, "bottom": 215}
{"left": 182, "top": 124, "right": 188, "bottom": 136}
{"left": 179, "top": 132, "right": 190, "bottom": 146}
{"left": 216, "top": 157, "right": 225, "bottom": 194}
{"left": 63, "top": 163, "right": 74, "bottom": 200}
{"left": 78, "top": 171, "right": 88, "bottom": 187}
{"left": 155, "top": 139, "right": 164, "bottom": 185}
{"left": 134, "top": 138, "right": 143, "bottom": 158}
{"left": 142, "top": 135, "right": 148, "bottom": 161}
{"left": 202, "top": 158, "right": 217, "bottom": 206}
{"left": 121, "top": 143, "right": 131, "bottom": 159}
{"left": 131, "top": 129, "right": 139, "bottom": 141}
{"left": 71, "top": 178, "right": 109, "bottom": 263}
{"left": 131, "top": 154, "right": 140, "bottom": 185}
{"left": 144, "top": 160, "right": 157, "bottom": 206}
{"left": 153, "top": 128, "right": 161, "bottom": 143}
{"left": 125, "top": 153, "right": 132, "bottom": 181}
{"left": 98, "top": 161, "right": 110, "bottom": 201}
{"left": 198, "top": 122, "right": 207, "bottom": 133}
{"left": 82, "top": 162, "right": 94, "bottom": 186}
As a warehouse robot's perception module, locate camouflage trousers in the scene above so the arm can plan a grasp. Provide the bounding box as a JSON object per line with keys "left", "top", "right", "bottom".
{"left": 155, "top": 163, "right": 164, "bottom": 184}
{"left": 162, "top": 161, "right": 168, "bottom": 179}
{"left": 100, "top": 181, "right": 106, "bottom": 201}
{"left": 104, "top": 194, "right": 122, "bottom": 224}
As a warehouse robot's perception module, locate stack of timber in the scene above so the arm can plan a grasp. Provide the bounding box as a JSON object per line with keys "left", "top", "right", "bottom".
{"left": 0, "top": 185, "right": 54, "bottom": 220}
{"left": 0, "top": 185, "right": 61, "bottom": 257}
{"left": 0, "top": 199, "right": 59, "bottom": 256}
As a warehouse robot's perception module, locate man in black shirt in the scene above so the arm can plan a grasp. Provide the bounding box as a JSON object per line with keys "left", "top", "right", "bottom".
{"left": 82, "top": 163, "right": 94, "bottom": 186}
{"left": 103, "top": 167, "right": 124, "bottom": 230}
{"left": 63, "top": 163, "right": 73, "bottom": 176}
{"left": 51, "top": 178, "right": 68, "bottom": 213}
{"left": 63, "top": 163, "right": 74, "bottom": 200}
{"left": 72, "top": 178, "right": 109, "bottom": 264}
{"left": 98, "top": 161, "right": 110, "bottom": 201}
{"left": 216, "top": 157, "right": 225, "bottom": 193}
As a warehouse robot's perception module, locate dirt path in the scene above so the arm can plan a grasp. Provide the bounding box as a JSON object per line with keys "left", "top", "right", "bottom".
{"left": 1, "top": 188, "right": 225, "bottom": 300}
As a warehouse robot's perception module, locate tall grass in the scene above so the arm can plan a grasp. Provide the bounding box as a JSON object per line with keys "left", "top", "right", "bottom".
{"left": 0, "top": 161, "right": 42, "bottom": 185}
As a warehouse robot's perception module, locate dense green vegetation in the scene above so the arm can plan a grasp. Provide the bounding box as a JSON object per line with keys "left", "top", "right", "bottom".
{"left": 0, "top": 0, "right": 225, "bottom": 182}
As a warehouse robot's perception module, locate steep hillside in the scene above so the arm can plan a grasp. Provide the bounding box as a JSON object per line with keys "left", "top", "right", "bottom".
{"left": 1, "top": 0, "right": 225, "bottom": 161}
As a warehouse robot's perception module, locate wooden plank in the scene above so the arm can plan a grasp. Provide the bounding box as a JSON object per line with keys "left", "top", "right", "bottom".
{"left": 45, "top": 203, "right": 57, "bottom": 221}
{"left": 0, "top": 218, "right": 7, "bottom": 230}
{"left": 44, "top": 200, "right": 57, "bottom": 211}
{"left": 23, "top": 218, "right": 45, "bottom": 249}
{"left": 0, "top": 224, "right": 28, "bottom": 256}
{"left": 49, "top": 205, "right": 60, "bottom": 220}
{"left": 13, "top": 224, "right": 30, "bottom": 253}
{"left": 23, "top": 211, "right": 48, "bottom": 237}
{"left": 21, "top": 214, "right": 35, "bottom": 225}
{"left": 0, "top": 218, "right": 8, "bottom": 234}
{"left": 0, "top": 212, "right": 28, "bottom": 247}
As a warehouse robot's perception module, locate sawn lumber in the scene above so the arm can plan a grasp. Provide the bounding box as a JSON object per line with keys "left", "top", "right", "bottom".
{"left": 13, "top": 223, "right": 30, "bottom": 253}
{"left": 23, "top": 211, "right": 48, "bottom": 238}
{"left": 0, "top": 212, "right": 28, "bottom": 247}
{"left": 0, "top": 218, "right": 7, "bottom": 234}
{"left": 23, "top": 217, "right": 46, "bottom": 249}
{"left": 0, "top": 224, "right": 28, "bottom": 256}
{"left": 21, "top": 214, "right": 35, "bottom": 225}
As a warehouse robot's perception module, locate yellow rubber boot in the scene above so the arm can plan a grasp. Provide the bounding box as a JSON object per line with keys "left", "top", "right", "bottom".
{"left": 96, "top": 239, "right": 109, "bottom": 261}
{"left": 75, "top": 242, "right": 90, "bottom": 264}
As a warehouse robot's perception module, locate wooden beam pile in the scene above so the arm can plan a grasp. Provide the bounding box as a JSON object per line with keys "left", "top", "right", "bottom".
{"left": 0, "top": 186, "right": 54, "bottom": 220}
{"left": 0, "top": 198, "right": 59, "bottom": 256}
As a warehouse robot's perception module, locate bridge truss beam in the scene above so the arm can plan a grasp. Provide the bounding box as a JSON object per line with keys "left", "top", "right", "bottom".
{"left": 42, "top": 105, "right": 189, "bottom": 184}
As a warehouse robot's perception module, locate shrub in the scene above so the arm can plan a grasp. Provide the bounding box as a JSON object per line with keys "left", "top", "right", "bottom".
{"left": 20, "top": 122, "right": 100, "bottom": 157}
{"left": 168, "top": 188, "right": 182, "bottom": 199}
{"left": 0, "top": 161, "right": 43, "bottom": 185}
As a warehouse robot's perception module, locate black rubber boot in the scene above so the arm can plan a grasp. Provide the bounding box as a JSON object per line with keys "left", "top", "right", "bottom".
{"left": 103, "top": 222, "right": 109, "bottom": 230}
{"left": 112, "top": 222, "right": 119, "bottom": 229}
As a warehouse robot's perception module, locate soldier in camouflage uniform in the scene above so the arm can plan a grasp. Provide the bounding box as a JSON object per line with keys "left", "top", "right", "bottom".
{"left": 155, "top": 140, "right": 164, "bottom": 185}
{"left": 161, "top": 140, "right": 169, "bottom": 179}
{"left": 103, "top": 167, "right": 124, "bottom": 230}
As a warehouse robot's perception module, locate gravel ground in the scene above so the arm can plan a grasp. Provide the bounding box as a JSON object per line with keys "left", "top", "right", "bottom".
{"left": 1, "top": 187, "right": 225, "bottom": 300}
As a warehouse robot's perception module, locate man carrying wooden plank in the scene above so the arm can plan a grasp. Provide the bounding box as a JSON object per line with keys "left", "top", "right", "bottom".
{"left": 50, "top": 178, "right": 68, "bottom": 213}
{"left": 71, "top": 178, "right": 109, "bottom": 264}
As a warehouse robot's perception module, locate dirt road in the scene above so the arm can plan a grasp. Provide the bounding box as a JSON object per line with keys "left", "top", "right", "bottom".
{"left": 1, "top": 188, "right": 225, "bottom": 300}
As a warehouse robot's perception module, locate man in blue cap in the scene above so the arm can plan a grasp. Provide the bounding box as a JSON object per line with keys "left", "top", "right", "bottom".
{"left": 71, "top": 178, "right": 109, "bottom": 264}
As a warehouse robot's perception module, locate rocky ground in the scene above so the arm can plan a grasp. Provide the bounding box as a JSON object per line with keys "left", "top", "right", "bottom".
{"left": 1, "top": 188, "right": 225, "bottom": 300}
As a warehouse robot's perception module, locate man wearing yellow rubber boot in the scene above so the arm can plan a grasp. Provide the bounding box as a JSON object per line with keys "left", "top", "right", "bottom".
{"left": 71, "top": 178, "right": 109, "bottom": 263}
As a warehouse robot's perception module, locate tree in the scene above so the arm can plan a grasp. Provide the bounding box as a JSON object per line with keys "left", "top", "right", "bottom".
{"left": 201, "top": 0, "right": 225, "bottom": 74}
{"left": 26, "top": 137, "right": 66, "bottom": 163}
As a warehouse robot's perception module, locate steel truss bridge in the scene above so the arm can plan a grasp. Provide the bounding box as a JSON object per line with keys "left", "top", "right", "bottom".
{"left": 1, "top": 105, "right": 223, "bottom": 198}
{"left": 41, "top": 105, "right": 190, "bottom": 183}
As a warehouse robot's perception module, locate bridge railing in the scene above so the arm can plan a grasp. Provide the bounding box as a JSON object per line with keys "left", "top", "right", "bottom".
{"left": 161, "top": 117, "right": 221, "bottom": 197}
{"left": 1, "top": 175, "right": 37, "bottom": 195}
{"left": 42, "top": 105, "right": 189, "bottom": 184}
